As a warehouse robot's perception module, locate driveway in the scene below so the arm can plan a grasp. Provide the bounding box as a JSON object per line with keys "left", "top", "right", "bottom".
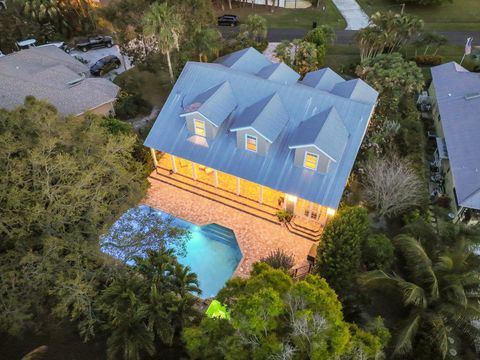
{"left": 331, "top": 0, "right": 369, "bottom": 30}
{"left": 70, "top": 45, "right": 132, "bottom": 80}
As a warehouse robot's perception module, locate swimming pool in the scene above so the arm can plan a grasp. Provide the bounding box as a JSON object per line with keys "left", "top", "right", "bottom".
{"left": 101, "top": 205, "right": 243, "bottom": 299}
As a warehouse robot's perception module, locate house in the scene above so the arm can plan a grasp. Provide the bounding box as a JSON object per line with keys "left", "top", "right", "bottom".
{"left": 0, "top": 45, "right": 119, "bottom": 117}
{"left": 429, "top": 62, "right": 480, "bottom": 224}
{"left": 145, "top": 47, "right": 377, "bottom": 227}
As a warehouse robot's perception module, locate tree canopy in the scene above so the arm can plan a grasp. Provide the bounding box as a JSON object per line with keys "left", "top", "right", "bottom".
{"left": 183, "top": 263, "right": 388, "bottom": 360}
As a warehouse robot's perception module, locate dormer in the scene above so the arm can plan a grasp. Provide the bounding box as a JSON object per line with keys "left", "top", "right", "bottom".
{"left": 230, "top": 93, "right": 288, "bottom": 156}
{"left": 301, "top": 67, "right": 345, "bottom": 91}
{"left": 256, "top": 62, "right": 300, "bottom": 85}
{"left": 288, "top": 107, "right": 348, "bottom": 173}
{"left": 331, "top": 79, "right": 378, "bottom": 104}
{"left": 180, "top": 81, "right": 236, "bottom": 139}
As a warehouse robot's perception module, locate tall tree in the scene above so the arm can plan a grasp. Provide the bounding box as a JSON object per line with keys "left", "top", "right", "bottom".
{"left": 238, "top": 14, "right": 267, "bottom": 42}
{"left": 192, "top": 26, "right": 222, "bottom": 62}
{"left": 142, "top": 2, "right": 184, "bottom": 83}
{"left": 314, "top": 206, "right": 370, "bottom": 296}
{"left": 361, "top": 155, "right": 425, "bottom": 219}
{"left": 360, "top": 234, "right": 480, "bottom": 358}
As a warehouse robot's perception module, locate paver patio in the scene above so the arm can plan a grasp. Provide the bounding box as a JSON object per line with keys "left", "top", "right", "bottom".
{"left": 144, "top": 174, "right": 313, "bottom": 277}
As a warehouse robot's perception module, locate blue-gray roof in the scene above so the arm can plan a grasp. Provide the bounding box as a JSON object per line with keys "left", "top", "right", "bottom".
{"left": 230, "top": 93, "right": 289, "bottom": 143}
{"left": 182, "top": 81, "right": 236, "bottom": 127}
{"left": 332, "top": 79, "right": 378, "bottom": 104}
{"left": 256, "top": 62, "right": 300, "bottom": 85}
{"left": 145, "top": 48, "right": 377, "bottom": 208}
{"left": 431, "top": 62, "right": 480, "bottom": 210}
{"left": 288, "top": 107, "right": 348, "bottom": 162}
{"left": 215, "top": 47, "right": 272, "bottom": 74}
{"left": 301, "top": 68, "right": 345, "bottom": 91}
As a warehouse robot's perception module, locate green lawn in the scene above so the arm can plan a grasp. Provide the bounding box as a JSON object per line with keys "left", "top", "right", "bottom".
{"left": 217, "top": 1, "right": 346, "bottom": 29}
{"left": 357, "top": 0, "right": 480, "bottom": 31}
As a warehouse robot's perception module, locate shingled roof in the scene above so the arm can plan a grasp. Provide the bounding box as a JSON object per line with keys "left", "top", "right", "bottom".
{"left": 301, "top": 68, "right": 345, "bottom": 91}
{"left": 0, "top": 45, "right": 119, "bottom": 116}
{"left": 431, "top": 62, "right": 480, "bottom": 210}
{"left": 145, "top": 48, "right": 377, "bottom": 208}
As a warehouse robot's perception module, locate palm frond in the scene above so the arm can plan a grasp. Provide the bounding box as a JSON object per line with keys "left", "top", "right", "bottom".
{"left": 393, "top": 313, "right": 421, "bottom": 357}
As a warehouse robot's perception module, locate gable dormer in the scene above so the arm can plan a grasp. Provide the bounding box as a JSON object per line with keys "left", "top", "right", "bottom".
{"left": 230, "top": 93, "right": 288, "bottom": 156}
{"left": 288, "top": 107, "right": 348, "bottom": 173}
{"left": 180, "top": 81, "right": 236, "bottom": 139}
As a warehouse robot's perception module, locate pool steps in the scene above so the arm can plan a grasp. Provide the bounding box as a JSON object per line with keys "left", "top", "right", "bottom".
{"left": 200, "top": 224, "right": 238, "bottom": 247}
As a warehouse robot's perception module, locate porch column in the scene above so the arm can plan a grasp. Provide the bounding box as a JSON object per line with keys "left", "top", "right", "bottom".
{"left": 308, "top": 202, "right": 313, "bottom": 218}
{"left": 259, "top": 185, "right": 264, "bottom": 204}
{"left": 236, "top": 177, "right": 240, "bottom": 195}
{"left": 150, "top": 148, "right": 158, "bottom": 168}
{"left": 214, "top": 170, "right": 218, "bottom": 188}
{"left": 192, "top": 162, "right": 197, "bottom": 180}
{"left": 171, "top": 155, "right": 177, "bottom": 173}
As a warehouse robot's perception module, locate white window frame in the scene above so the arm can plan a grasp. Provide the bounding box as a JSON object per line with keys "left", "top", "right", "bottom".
{"left": 245, "top": 134, "right": 258, "bottom": 153}
{"left": 303, "top": 151, "right": 319, "bottom": 171}
{"left": 194, "top": 119, "right": 206, "bottom": 136}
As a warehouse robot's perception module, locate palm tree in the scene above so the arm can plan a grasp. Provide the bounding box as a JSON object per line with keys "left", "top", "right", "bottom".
{"left": 142, "top": 2, "right": 184, "bottom": 83}
{"left": 239, "top": 14, "right": 267, "bottom": 43}
{"left": 98, "top": 275, "right": 156, "bottom": 360}
{"left": 360, "top": 234, "right": 480, "bottom": 358}
{"left": 193, "top": 26, "right": 222, "bottom": 62}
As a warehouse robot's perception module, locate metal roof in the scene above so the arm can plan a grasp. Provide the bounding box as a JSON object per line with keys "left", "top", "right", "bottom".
{"left": 256, "top": 62, "right": 300, "bottom": 85}
{"left": 301, "top": 67, "right": 345, "bottom": 91}
{"left": 0, "top": 45, "right": 119, "bottom": 116}
{"left": 182, "top": 81, "right": 236, "bottom": 127}
{"left": 215, "top": 47, "right": 273, "bottom": 74}
{"left": 288, "top": 107, "right": 348, "bottom": 162}
{"left": 332, "top": 79, "right": 378, "bottom": 104}
{"left": 230, "top": 92, "right": 289, "bottom": 143}
{"left": 145, "top": 48, "right": 377, "bottom": 208}
{"left": 431, "top": 62, "right": 480, "bottom": 210}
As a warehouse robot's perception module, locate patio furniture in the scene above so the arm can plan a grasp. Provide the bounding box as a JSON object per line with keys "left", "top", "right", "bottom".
{"left": 205, "top": 167, "right": 213, "bottom": 175}
{"left": 179, "top": 159, "right": 189, "bottom": 168}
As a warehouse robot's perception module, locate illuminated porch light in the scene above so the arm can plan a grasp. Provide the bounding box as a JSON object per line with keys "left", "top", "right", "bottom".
{"left": 286, "top": 194, "right": 297, "bottom": 202}
{"left": 326, "top": 208, "right": 336, "bottom": 216}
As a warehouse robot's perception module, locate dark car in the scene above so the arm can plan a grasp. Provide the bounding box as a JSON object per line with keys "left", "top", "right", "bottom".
{"left": 217, "top": 14, "right": 239, "bottom": 27}
{"left": 76, "top": 35, "right": 113, "bottom": 52}
{"left": 90, "top": 55, "right": 121, "bottom": 76}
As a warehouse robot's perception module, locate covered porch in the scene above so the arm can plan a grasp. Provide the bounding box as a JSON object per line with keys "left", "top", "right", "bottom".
{"left": 151, "top": 150, "right": 336, "bottom": 235}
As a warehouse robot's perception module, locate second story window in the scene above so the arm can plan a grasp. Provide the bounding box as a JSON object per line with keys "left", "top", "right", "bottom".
{"left": 246, "top": 134, "right": 257, "bottom": 152}
{"left": 304, "top": 152, "right": 318, "bottom": 170}
{"left": 194, "top": 119, "right": 205, "bottom": 136}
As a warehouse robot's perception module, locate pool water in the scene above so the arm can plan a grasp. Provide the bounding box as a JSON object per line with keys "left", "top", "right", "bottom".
{"left": 101, "top": 205, "right": 242, "bottom": 299}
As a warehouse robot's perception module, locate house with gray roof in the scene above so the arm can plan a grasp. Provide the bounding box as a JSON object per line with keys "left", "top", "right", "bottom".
{"left": 0, "top": 45, "right": 119, "bottom": 116}
{"left": 145, "top": 47, "right": 377, "bottom": 227}
{"left": 430, "top": 62, "right": 480, "bottom": 224}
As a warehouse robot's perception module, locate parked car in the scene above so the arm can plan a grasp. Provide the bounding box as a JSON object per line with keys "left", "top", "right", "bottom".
{"left": 217, "top": 14, "right": 239, "bottom": 27}
{"left": 16, "top": 39, "right": 71, "bottom": 53}
{"left": 90, "top": 55, "right": 121, "bottom": 76}
{"left": 76, "top": 36, "right": 113, "bottom": 53}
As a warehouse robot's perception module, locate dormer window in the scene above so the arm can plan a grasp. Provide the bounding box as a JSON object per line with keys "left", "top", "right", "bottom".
{"left": 246, "top": 134, "right": 257, "bottom": 152}
{"left": 304, "top": 152, "right": 318, "bottom": 170}
{"left": 194, "top": 119, "right": 206, "bottom": 136}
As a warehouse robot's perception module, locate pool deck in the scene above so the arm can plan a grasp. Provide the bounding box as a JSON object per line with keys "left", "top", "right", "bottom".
{"left": 144, "top": 175, "right": 313, "bottom": 277}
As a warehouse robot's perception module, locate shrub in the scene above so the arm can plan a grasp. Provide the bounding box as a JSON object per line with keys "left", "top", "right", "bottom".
{"left": 414, "top": 55, "right": 443, "bottom": 66}
{"left": 435, "top": 195, "right": 451, "bottom": 209}
{"left": 260, "top": 249, "right": 295, "bottom": 271}
{"left": 314, "top": 206, "right": 370, "bottom": 295}
{"left": 362, "top": 234, "right": 394, "bottom": 271}
{"left": 276, "top": 209, "right": 293, "bottom": 223}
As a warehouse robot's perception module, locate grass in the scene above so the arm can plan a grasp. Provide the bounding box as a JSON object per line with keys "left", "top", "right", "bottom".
{"left": 357, "top": 0, "right": 480, "bottom": 31}
{"left": 216, "top": 1, "right": 346, "bottom": 29}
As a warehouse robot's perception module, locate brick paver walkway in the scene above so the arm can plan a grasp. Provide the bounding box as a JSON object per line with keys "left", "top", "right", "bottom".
{"left": 144, "top": 174, "right": 313, "bottom": 277}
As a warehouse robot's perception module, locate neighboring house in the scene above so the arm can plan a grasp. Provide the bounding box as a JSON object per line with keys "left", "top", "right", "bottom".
{"left": 145, "top": 47, "right": 377, "bottom": 226}
{"left": 251, "top": 0, "right": 311, "bottom": 8}
{"left": 430, "top": 62, "right": 480, "bottom": 224}
{"left": 0, "top": 45, "right": 119, "bottom": 117}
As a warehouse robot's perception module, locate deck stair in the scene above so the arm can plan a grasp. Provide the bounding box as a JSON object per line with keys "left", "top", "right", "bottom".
{"left": 285, "top": 221, "right": 321, "bottom": 242}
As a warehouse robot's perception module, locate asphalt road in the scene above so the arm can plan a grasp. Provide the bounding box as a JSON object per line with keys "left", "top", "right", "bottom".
{"left": 220, "top": 27, "right": 480, "bottom": 45}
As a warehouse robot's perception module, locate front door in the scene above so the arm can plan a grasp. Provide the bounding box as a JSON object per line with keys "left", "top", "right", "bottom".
{"left": 285, "top": 195, "right": 297, "bottom": 214}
